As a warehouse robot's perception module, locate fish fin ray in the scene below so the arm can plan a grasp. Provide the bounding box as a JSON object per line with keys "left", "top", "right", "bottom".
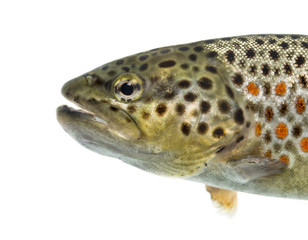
{"left": 226, "top": 156, "right": 287, "bottom": 182}
{"left": 206, "top": 185, "right": 237, "bottom": 214}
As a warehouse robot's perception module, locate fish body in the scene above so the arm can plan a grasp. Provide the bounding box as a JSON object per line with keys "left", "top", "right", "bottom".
{"left": 57, "top": 35, "right": 308, "bottom": 209}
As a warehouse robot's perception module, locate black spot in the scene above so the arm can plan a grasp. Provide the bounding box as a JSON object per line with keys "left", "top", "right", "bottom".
{"left": 218, "top": 100, "right": 230, "bottom": 113}
{"left": 255, "top": 39, "right": 264, "bottom": 45}
{"left": 269, "top": 50, "right": 279, "bottom": 61}
{"left": 301, "top": 42, "right": 308, "bottom": 49}
{"left": 189, "top": 54, "right": 197, "bottom": 61}
{"left": 246, "top": 122, "right": 251, "bottom": 128}
{"left": 164, "top": 91, "right": 176, "bottom": 100}
{"left": 236, "top": 136, "right": 245, "bottom": 143}
{"left": 178, "top": 47, "right": 189, "bottom": 52}
{"left": 139, "top": 55, "right": 149, "bottom": 61}
{"left": 156, "top": 103, "right": 167, "bottom": 116}
{"left": 197, "top": 122, "right": 208, "bottom": 135}
{"left": 178, "top": 80, "right": 191, "bottom": 89}
{"left": 264, "top": 131, "right": 272, "bottom": 143}
{"left": 269, "top": 39, "right": 277, "bottom": 44}
{"left": 205, "top": 66, "right": 217, "bottom": 73}
{"left": 295, "top": 55, "right": 305, "bottom": 68}
{"left": 291, "top": 35, "right": 301, "bottom": 39}
{"left": 225, "top": 50, "right": 235, "bottom": 64}
{"left": 121, "top": 66, "right": 130, "bottom": 72}
{"left": 176, "top": 103, "right": 185, "bottom": 115}
{"left": 238, "top": 37, "right": 247, "bottom": 42}
{"left": 200, "top": 101, "right": 211, "bottom": 113}
{"left": 194, "top": 46, "right": 203, "bottom": 52}
{"left": 280, "top": 42, "right": 289, "bottom": 49}
{"left": 139, "top": 63, "right": 148, "bottom": 71}
{"left": 101, "top": 65, "right": 109, "bottom": 71}
{"left": 127, "top": 105, "right": 136, "bottom": 113}
{"left": 276, "top": 35, "right": 284, "bottom": 38}
{"left": 264, "top": 82, "right": 271, "bottom": 96}
{"left": 284, "top": 64, "right": 292, "bottom": 75}
{"left": 265, "top": 107, "right": 274, "bottom": 122}
{"left": 107, "top": 70, "right": 117, "bottom": 76}
{"left": 116, "top": 60, "right": 124, "bottom": 65}
{"left": 234, "top": 108, "right": 244, "bottom": 125}
{"left": 225, "top": 85, "right": 234, "bottom": 98}
{"left": 292, "top": 125, "right": 302, "bottom": 138}
{"left": 279, "top": 103, "right": 288, "bottom": 115}
{"left": 212, "top": 128, "right": 225, "bottom": 139}
{"left": 246, "top": 48, "right": 256, "bottom": 58}
{"left": 299, "top": 75, "right": 308, "bottom": 88}
{"left": 198, "top": 77, "right": 213, "bottom": 90}
{"left": 233, "top": 73, "right": 243, "bottom": 86}
{"left": 159, "top": 60, "right": 176, "bottom": 68}
{"left": 207, "top": 51, "right": 218, "bottom": 58}
{"left": 180, "top": 63, "right": 189, "bottom": 70}
{"left": 181, "top": 122, "right": 191, "bottom": 136}
{"left": 262, "top": 64, "right": 270, "bottom": 76}
{"left": 184, "top": 92, "right": 198, "bottom": 102}
{"left": 161, "top": 49, "right": 170, "bottom": 54}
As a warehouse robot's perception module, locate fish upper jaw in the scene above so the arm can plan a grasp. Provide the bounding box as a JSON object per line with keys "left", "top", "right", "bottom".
{"left": 58, "top": 75, "right": 141, "bottom": 142}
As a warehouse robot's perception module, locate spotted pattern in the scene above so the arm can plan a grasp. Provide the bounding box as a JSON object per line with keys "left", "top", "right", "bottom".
{"left": 156, "top": 103, "right": 167, "bottom": 116}
{"left": 191, "top": 35, "right": 308, "bottom": 167}
{"left": 275, "top": 123, "right": 288, "bottom": 139}
{"left": 246, "top": 82, "right": 259, "bottom": 95}
{"left": 275, "top": 81, "right": 287, "bottom": 96}
{"left": 213, "top": 127, "right": 225, "bottom": 138}
{"left": 181, "top": 122, "right": 191, "bottom": 136}
{"left": 296, "top": 97, "right": 306, "bottom": 114}
{"left": 101, "top": 34, "right": 308, "bottom": 169}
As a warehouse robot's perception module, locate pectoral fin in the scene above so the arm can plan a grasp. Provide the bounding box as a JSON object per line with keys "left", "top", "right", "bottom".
{"left": 226, "top": 156, "right": 288, "bottom": 183}
{"left": 206, "top": 185, "right": 237, "bottom": 212}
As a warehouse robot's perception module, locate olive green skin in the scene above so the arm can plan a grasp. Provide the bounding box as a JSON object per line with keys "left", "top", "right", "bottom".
{"left": 58, "top": 35, "right": 308, "bottom": 199}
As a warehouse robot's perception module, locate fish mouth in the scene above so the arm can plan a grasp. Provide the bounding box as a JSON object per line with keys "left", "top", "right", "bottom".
{"left": 57, "top": 101, "right": 141, "bottom": 142}
{"left": 57, "top": 76, "right": 142, "bottom": 158}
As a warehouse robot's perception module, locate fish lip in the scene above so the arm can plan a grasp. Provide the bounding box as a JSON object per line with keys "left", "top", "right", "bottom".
{"left": 57, "top": 92, "right": 142, "bottom": 142}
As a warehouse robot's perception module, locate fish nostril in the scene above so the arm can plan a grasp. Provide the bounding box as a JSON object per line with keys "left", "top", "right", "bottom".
{"left": 86, "top": 75, "right": 98, "bottom": 85}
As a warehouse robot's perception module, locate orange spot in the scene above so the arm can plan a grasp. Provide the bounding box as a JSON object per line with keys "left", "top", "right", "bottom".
{"left": 279, "top": 155, "right": 289, "bottom": 165}
{"left": 246, "top": 82, "right": 259, "bottom": 96}
{"left": 264, "top": 150, "right": 272, "bottom": 158}
{"left": 300, "top": 137, "right": 308, "bottom": 152}
{"left": 296, "top": 97, "right": 306, "bottom": 114}
{"left": 255, "top": 122, "right": 262, "bottom": 136}
{"left": 275, "top": 81, "right": 287, "bottom": 96}
{"left": 275, "top": 123, "right": 288, "bottom": 139}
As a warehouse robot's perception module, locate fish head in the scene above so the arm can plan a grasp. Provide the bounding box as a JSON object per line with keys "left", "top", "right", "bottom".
{"left": 57, "top": 45, "right": 246, "bottom": 176}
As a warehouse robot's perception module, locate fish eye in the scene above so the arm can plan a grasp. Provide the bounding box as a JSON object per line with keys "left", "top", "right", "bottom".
{"left": 114, "top": 73, "right": 143, "bottom": 102}
{"left": 120, "top": 82, "right": 134, "bottom": 96}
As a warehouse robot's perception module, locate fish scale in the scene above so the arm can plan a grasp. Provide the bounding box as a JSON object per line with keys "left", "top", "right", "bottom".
{"left": 204, "top": 35, "right": 308, "bottom": 167}
{"left": 57, "top": 35, "right": 308, "bottom": 211}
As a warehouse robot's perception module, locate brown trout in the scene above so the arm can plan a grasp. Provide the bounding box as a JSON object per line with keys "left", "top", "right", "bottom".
{"left": 57, "top": 35, "right": 308, "bottom": 210}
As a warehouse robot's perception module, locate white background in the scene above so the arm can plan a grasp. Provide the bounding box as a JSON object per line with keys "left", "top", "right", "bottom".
{"left": 1, "top": 0, "right": 308, "bottom": 239}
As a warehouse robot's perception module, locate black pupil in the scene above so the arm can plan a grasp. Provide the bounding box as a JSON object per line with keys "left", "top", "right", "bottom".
{"left": 120, "top": 82, "right": 134, "bottom": 96}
